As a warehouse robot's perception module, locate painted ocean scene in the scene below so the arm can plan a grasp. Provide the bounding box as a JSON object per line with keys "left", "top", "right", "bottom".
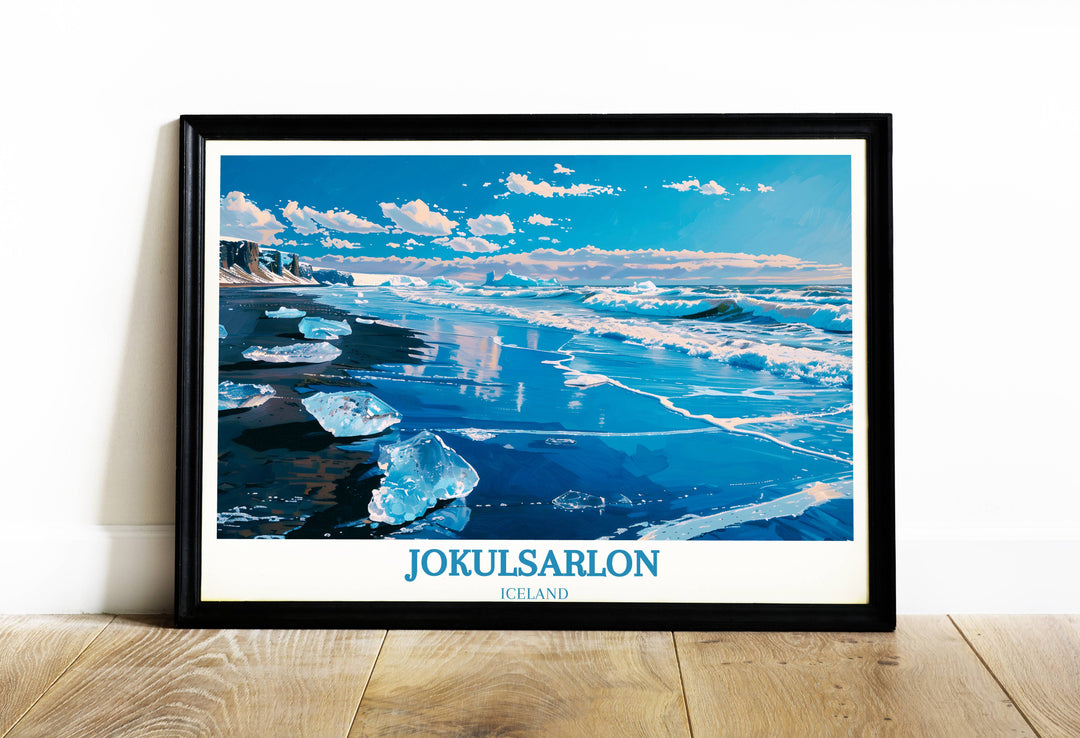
{"left": 215, "top": 153, "right": 856, "bottom": 541}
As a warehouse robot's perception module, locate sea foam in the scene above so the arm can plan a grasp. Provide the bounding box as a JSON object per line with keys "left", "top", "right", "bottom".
{"left": 393, "top": 290, "right": 852, "bottom": 386}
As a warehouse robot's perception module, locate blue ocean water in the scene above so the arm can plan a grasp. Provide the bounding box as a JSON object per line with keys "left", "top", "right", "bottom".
{"left": 275, "top": 281, "right": 856, "bottom": 541}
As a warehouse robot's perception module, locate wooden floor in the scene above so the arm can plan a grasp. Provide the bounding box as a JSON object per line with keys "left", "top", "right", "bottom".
{"left": 1, "top": 616, "right": 1076, "bottom": 737}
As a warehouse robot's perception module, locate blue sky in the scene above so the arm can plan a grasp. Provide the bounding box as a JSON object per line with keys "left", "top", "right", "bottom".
{"left": 220, "top": 154, "right": 852, "bottom": 284}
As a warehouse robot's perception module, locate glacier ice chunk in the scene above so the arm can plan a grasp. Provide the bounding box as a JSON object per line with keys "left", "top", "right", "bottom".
{"left": 380, "top": 274, "right": 428, "bottom": 287}
{"left": 218, "top": 324, "right": 228, "bottom": 338}
{"left": 393, "top": 500, "right": 472, "bottom": 537}
{"left": 369, "top": 431, "right": 479, "bottom": 525}
{"left": 265, "top": 306, "right": 306, "bottom": 318}
{"left": 218, "top": 380, "right": 275, "bottom": 410}
{"left": 242, "top": 341, "right": 341, "bottom": 364}
{"left": 298, "top": 316, "right": 352, "bottom": 339}
{"left": 484, "top": 270, "right": 561, "bottom": 287}
{"left": 553, "top": 490, "right": 605, "bottom": 510}
{"left": 302, "top": 390, "right": 402, "bottom": 437}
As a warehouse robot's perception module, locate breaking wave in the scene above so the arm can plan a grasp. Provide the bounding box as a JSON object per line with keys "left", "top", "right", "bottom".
{"left": 394, "top": 289, "right": 852, "bottom": 387}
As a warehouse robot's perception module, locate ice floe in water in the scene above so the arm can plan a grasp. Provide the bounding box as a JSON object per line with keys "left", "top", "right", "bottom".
{"left": 544, "top": 437, "right": 577, "bottom": 447}
{"left": 553, "top": 490, "right": 605, "bottom": 510}
{"left": 299, "top": 316, "right": 352, "bottom": 339}
{"left": 456, "top": 429, "right": 496, "bottom": 442}
{"left": 265, "top": 306, "right": 306, "bottom": 318}
{"left": 381, "top": 275, "right": 428, "bottom": 287}
{"left": 218, "top": 324, "right": 228, "bottom": 338}
{"left": 369, "top": 431, "right": 479, "bottom": 525}
{"left": 301, "top": 390, "right": 402, "bottom": 437}
{"left": 242, "top": 341, "right": 341, "bottom": 364}
{"left": 564, "top": 373, "right": 610, "bottom": 388}
{"left": 638, "top": 478, "right": 853, "bottom": 540}
{"left": 218, "top": 380, "right": 276, "bottom": 410}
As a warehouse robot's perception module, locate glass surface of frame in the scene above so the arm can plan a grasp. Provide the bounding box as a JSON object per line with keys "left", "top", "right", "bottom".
{"left": 177, "top": 114, "right": 894, "bottom": 630}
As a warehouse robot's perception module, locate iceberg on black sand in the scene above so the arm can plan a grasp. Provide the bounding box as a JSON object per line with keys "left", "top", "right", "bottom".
{"left": 218, "top": 381, "right": 275, "bottom": 410}
{"left": 301, "top": 390, "right": 402, "bottom": 437}
{"left": 242, "top": 341, "right": 341, "bottom": 364}
{"left": 264, "top": 306, "right": 306, "bottom": 318}
{"left": 298, "top": 316, "right": 352, "bottom": 339}
{"left": 369, "top": 431, "right": 479, "bottom": 525}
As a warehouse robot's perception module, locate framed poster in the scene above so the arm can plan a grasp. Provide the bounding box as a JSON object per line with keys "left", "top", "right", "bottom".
{"left": 177, "top": 114, "right": 894, "bottom": 630}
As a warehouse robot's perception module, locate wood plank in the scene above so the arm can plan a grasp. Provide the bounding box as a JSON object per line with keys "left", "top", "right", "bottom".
{"left": 675, "top": 615, "right": 1034, "bottom": 737}
{"left": 352, "top": 630, "right": 689, "bottom": 737}
{"left": 0, "top": 615, "right": 112, "bottom": 736}
{"left": 953, "top": 615, "right": 1080, "bottom": 738}
{"left": 10, "top": 616, "right": 384, "bottom": 738}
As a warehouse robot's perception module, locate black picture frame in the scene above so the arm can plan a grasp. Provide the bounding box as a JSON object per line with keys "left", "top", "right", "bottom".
{"left": 177, "top": 114, "right": 894, "bottom": 630}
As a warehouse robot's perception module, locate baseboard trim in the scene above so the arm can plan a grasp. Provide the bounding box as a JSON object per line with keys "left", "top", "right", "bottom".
{"left": 898, "top": 536, "right": 1080, "bottom": 613}
{"left": 0, "top": 525, "right": 174, "bottom": 614}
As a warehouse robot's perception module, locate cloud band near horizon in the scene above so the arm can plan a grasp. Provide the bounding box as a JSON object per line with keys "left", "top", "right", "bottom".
{"left": 312, "top": 244, "right": 850, "bottom": 284}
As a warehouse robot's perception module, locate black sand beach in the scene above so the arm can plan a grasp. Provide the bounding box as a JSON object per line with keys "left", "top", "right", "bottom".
{"left": 216, "top": 287, "right": 429, "bottom": 539}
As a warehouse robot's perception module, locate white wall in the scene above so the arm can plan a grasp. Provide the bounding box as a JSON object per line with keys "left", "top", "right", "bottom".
{"left": 1, "top": 0, "right": 1077, "bottom": 614}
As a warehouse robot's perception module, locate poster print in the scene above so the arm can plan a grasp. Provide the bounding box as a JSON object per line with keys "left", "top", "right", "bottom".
{"left": 178, "top": 116, "right": 894, "bottom": 630}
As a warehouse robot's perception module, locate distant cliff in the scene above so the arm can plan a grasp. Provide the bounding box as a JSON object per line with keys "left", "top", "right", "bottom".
{"left": 219, "top": 239, "right": 352, "bottom": 286}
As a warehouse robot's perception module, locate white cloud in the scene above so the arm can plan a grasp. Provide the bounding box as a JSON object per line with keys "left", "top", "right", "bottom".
{"left": 758, "top": 183, "right": 775, "bottom": 193}
{"left": 321, "top": 237, "right": 363, "bottom": 249}
{"left": 698, "top": 181, "right": 728, "bottom": 196}
{"left": 438, "top": 236, "right": 501, "bottom": 252}
{"left": 663, "top": 179, "right": 700, "bottom": 192}
{"left": 739, "top": 186, "right": 751, "bottom": 192}
{"left": 663, "top": 178, "right": 728, "bottom": 196}
{"left": 315, "top": 244, "right": 848, "bottom": 284}
{"left": 281, "top": 201, "right": 323, "bottom": 236}
{"left": 467, "top": 213, "right": 515, "bottom": 236}
{"left": 528, "top": 213, "right": 555, "bottom": 226}
{"left": 482, "top": 182, "right": 492, "bottom": 187}
{"left": 405, "top": 238, "right": 422, "bottom": 246}
{"left": 313, "top": 209, "right": 386, "bottom": 233}
{"left": 553, "top": 163, "right": 574, "bottom": 174}
{"left": 284, "top": 201, "right": 386, "bottom": 234}
{"left": 221, "top": 191, "right": 287, "bottom": 245}
{"left": 505, "top": 172, "right": 613, "bottom": 198}
{"left": 380, "top": 199, "right": 458, "bottom": 236}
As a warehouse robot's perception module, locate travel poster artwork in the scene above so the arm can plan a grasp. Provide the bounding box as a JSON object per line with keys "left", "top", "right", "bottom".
{"left": 212, "top": 144, "right": 865, "bottom": 561}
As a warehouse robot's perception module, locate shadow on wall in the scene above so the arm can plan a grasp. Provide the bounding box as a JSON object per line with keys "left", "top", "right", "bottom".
{"left": 99, "top": 121, "right": 179, "bottom": 611}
